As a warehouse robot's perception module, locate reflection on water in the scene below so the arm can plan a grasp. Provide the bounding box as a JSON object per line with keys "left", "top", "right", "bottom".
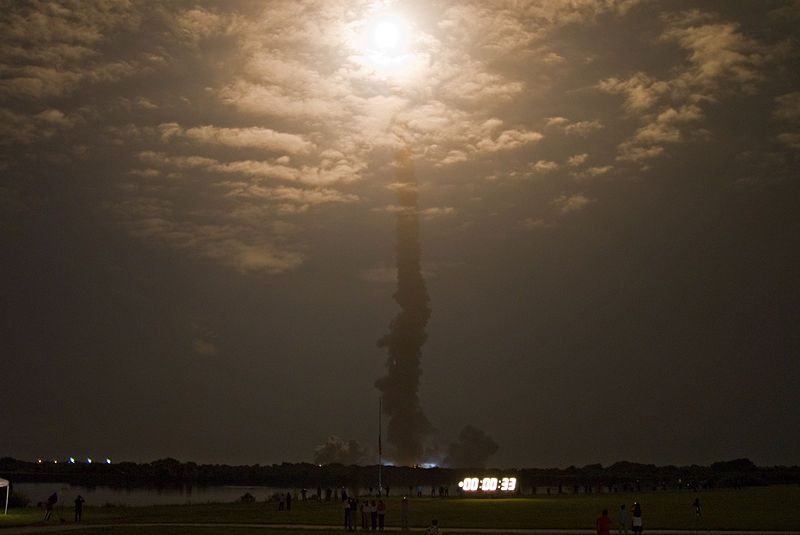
{"left": 14, "top": 482, "right": 295, "bottom": 507}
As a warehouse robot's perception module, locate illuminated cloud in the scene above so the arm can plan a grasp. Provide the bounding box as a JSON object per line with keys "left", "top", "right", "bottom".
{"left": 521, "top": 217, "right": 555, "bottom": 230}
{"left": 567, "top": 153, "right": 590, "bottom": 166}
{"left": 774, "top": 92, "right": 800, "bottom": 122}
{"left": 777, "top": 132, "right": 800, "bottom": 150}
{"left": 0, "top": 107, "right": 76, "bottom": 145}
{"left": 545, "top": 117, "right": 603, "bottom": 136}
{"left": 597, "top": 73, "right": 670, "bottom": 113}
{"left": 572, "top": 165, "right": 613, "bottom": 179}
{"left": 530, "top": 160, "right": 560, "bottom": 173}
{"left": 552, "top": 193, "right": 594, "bottom": 214}
{"left": 600, "top": 9, "right": 785, "bottom": 165}
{"left": 193, "top": 338, "right": 219, "bottom": 356}
{"left": 159, "top": 123, "right": 313, "bottom": 154}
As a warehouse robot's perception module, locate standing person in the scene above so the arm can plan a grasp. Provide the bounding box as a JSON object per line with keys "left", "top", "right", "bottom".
{"left": 425, "top": 519, "right": 440, "bottom": 535}
{"left": 43, "top": 493, "right": 57, "bottom": 521}
{"left": 400, "top": 496, "right": 409, "bottom": 531}
{"left": 285, "top": 491, "right": 292, "bottom": 511}
{"left": 74, "top": 495, "right": 85, "bottom": 522}
{"left": 692, "top": 497, "right": 702, "bottom": 533}
{"left": 279, "top": 493, "right": 285, "bottom": 511}
{"left": 632, "top": 502, "right": 643, "bottom": 535}
{"left": 361, "top": 499, "right": 368, "bottom": 530}
{"left": 347, "top": 497, "right": 358, "bottom": 531}
{"left": 377, "top": 499, "right": 386, "bottom": 530}
{"left": 597, "top": 509, "right": 613, "bottom": 535}
{"left": 343, "top": 498, "right": 350, "bottom": 530}
{"left": 370, "top": 499, "right": 378, "bottom": 530}
{"left": 618, "top": 504, "right": 628, "bottom": 535}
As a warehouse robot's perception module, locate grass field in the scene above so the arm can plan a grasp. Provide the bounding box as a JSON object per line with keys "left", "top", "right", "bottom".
{"left": 1, "top": 486, "right": 799, "bottom": 533}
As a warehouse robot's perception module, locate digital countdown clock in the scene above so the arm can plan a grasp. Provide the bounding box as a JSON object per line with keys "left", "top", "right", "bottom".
{"left": 457, "top": 477, "right": 517, "bottom": 492}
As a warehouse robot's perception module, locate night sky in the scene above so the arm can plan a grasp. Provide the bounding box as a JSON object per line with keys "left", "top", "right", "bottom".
{"left": 1, "top": 0, "right": 799, "bottom": 468}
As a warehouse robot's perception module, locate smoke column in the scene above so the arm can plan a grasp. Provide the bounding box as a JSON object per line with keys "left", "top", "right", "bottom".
{"left": 375, "top": 148, "right": 432, "bottom": 466}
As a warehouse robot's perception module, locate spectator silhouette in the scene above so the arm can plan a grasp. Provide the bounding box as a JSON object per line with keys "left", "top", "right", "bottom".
{"left": 74, "top": 495, "right": 85, "bottom": 522}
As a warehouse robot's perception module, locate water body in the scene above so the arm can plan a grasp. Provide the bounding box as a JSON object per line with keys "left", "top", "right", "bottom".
{"left": 14, "top": 482, "right": 292, "bottom": 507}
{"left": 15, "top": 482, "right": 585, "bottom": 506}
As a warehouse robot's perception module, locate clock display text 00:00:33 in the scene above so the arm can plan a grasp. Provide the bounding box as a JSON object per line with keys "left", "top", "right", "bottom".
{"left": 457, "top": 477, "right": 517, "bottom": 492}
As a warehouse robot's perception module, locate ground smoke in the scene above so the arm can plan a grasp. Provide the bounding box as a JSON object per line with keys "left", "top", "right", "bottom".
{"left": 444, "top": 425, "right": 499, "bottom": 468}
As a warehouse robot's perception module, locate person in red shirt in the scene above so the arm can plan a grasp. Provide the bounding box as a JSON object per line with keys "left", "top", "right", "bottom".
{"left": 597, "top": 509, "right": 614, "bottom": 535}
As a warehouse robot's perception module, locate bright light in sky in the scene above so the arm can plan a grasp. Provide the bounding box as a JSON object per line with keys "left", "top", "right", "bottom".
{"left": 349, "top": 11, "right": 424, "bottom": 80}
{"left": 374, "top": 20, "right": 401, "bottom": 51}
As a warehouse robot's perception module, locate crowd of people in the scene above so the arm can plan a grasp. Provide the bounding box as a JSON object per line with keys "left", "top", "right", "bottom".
{"left": 343, "top": 497, "right": 388, "bottom": 531}
{"left": 596, "top": 498, "right": 701, "bottom": 535}
{"left": 34, "top": 485, "right": 702, "bottom": 534}
{"left": 39, "top": 492, "right": 86, "bottom": 523}
{"left": 597, "top": 501, "right": 644, "bottom": 535}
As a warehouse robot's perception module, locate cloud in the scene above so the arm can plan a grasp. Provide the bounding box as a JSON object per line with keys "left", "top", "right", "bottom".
{"left": 616, "top": 105, "right": 704, "bottom": 162}
{"left": 474, "top": 128, "right": 543, "bottom": 152}
{"left": 0, "top": 107, "right": 77, "bottom": 145}
{"left": 375, "top": 205, "right": 455, "bottom": 218}
{"left": 564, "top": 120, "right": 604, "bottom": 136}
{"left": 219, "top": 183, "right": 359, "bottom": 207}
{"left": 219, "top": 78, "right": 346, "bottom": 120}
{"left": 192, "top": 338, "right": 219, "bottom": 356}
{"left": 660, "top": 11, "right": 774, "bottom": 95}
{"left": 439, "top": 0, "right": 642, "bottom": 58}
{"left": 110, "top": 196, "right": 305, "bottom": 274}
{"left": 421, "top": 206, "right": 456, "bottom": 218}
{"left": 552, "top": 193, "right": 594, "bottom": 214}
{"left": 530, "top": 160, "right": 559, "bottom": 173}
{"left": 138, "top": 150, "right": 364, "bottom": 186}
{"left": 599, "top": 10, "right": 785, "bottom": 166}
{"left": 0, "top": 1, "right": 143, "bottom": 100}
{"left": 774, "top": 92, "right": 800, "bottom": 123}
{"left": 521, "top": 217, "right": 555, "bottom": 230}
{"left": 567, "top": 153, "right": 590, "bottom": 166}
{"left": 360, "top": 266, "right": 397, "bottom": 284}
{"left": 171, "top": 7, "right": 230, "bottom": 42}
{"left": 546, "top": 116, "right": 570, "bottom": 127}
{"left": 159, "top": 123, "right": 314, "bottom": 154}
{"left": 597, "top": 73, "right": 671, "bottom": 113}
{"left": 777, "top": 132, "right": 800, "bottom": 150}
{"left": 545, "top": 116, "right": 603, "bottom": 136}
{"left": 572, "top": 165, "right": 613, "bottom": 179}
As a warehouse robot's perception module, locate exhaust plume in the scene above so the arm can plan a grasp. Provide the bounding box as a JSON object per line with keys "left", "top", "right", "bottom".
{"left": 444, "top": 425, "right": 499, "bottom": 468}
{"left": 313, "top": 435, "right": 367, "bottom": 465}
{"left": 375, "top": 149, "right": 433, "bottom": 466}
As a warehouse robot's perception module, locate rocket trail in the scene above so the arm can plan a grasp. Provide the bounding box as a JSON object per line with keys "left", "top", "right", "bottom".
{"left": 375, "top": 148, "right": 432, "bottom": 466}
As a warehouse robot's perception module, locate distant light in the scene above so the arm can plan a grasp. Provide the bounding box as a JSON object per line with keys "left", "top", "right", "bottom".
{"left": 374, "top": 21, "right": 401, "bottom": 51}
{"left": 87, "top": 458, "right": 92, "bottom": 464}
{"left": 69, "top": 457, "right": 75, "bottom": 464}
{"left": 106, "top": 458, "right": 111, "bottom": 464}
{"left": 54, "top": 460, "right": 58, "bottom": 464}
{"left": 37, "top": 458, "right": 42, "bottom": 464}
{"left": 419, "top": 462, "right": 438, "bottom": 469}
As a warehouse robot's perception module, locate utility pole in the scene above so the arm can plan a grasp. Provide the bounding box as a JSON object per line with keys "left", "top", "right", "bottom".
{"left": 378, "top": 397, "right": 383, "bottom": 495}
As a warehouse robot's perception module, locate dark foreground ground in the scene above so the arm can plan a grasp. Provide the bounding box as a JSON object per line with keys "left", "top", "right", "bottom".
{"left": 2, "top": 486, "right": 799, "bottom": 534}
